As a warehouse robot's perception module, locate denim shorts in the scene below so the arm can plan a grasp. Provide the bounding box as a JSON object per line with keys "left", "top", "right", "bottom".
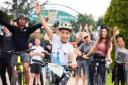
{"left": 76, "top": 60, "right": 86, "bottom": 77}
{"left": 11, "top": 53, "right": 30, "bottom": 67}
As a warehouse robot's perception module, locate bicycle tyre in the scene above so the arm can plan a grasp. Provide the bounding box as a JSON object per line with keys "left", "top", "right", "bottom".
{"left": 10, "top": 69, "right": 17, "bottom": 85}
{"left": 93, "top": 74, "right": 103, "bottom": 85}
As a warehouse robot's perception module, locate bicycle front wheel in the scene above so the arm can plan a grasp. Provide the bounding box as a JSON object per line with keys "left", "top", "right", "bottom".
{"left": 93, "top": 74, "right": 103, "bottom": 85}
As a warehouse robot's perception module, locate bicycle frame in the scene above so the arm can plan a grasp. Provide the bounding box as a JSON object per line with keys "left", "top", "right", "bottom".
{"left": 17, "top": 55, "right": 24, "bottom": 85}
{"left": 93, "top": 62, "right": 103, "bottom": 85}
{"left": 89, "top": 58, "right": 106, "bottom": 85}
{"left": 11, "top": 55, "right": 24, "bottom": 85}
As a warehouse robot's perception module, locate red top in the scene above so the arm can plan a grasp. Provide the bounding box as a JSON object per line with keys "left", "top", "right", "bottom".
{"left": 95, "top": 40, "right": 107, "bottom": 57}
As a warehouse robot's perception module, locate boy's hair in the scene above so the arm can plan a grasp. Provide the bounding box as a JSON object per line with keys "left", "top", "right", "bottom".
{"left": 116, "top": 34, "right": 125, "bottom": 41}
{"left": 17, "top": 15, "right": 26, "bottom": 21}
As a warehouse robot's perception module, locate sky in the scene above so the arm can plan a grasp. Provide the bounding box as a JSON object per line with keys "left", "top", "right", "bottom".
{"left": 0, "top": 0, "right": 111, "bottom": 20}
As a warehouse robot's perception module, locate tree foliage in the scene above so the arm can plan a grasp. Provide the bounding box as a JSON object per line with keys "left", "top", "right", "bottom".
{"left": 0, "top": 10, "right": 12, "bottom": 20}
{"left": 71, "top": 13, "right": 95, "bottom": 33}
{"left": 11, "top": 0, "right": 31, "bottom": 18}
{"left": 103, "top": 0, "right": 128, "bottom": 33}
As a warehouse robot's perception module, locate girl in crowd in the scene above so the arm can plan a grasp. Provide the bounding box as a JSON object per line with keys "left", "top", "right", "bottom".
{"left": 29, "top": 38, "right": 45, "bottom": 85}
{"left": 83, "top": 25, "right": 112, "bottom": 85}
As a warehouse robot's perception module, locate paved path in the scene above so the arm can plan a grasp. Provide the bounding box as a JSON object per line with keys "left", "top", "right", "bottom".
{"left": 0, "top": 72, "right": 83, "bottom": 85}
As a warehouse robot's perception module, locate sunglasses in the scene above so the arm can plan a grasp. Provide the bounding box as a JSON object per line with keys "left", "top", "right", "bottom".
{"left": 84, "top": 36, "right": 88, "bottom": 39}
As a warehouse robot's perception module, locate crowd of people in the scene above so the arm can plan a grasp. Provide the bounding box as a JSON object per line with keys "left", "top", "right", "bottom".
{"left": 0, "top": 1, "right": 128, "bottom": 85}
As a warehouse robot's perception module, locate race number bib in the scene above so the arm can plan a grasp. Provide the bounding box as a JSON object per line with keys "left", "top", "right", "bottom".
{"left": 48, "top": 63, "right": 64, "bottom": 77}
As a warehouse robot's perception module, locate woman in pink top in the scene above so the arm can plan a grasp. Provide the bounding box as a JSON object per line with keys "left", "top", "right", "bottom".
{"left": 83, "top": 25, "right": 112, "bottom": 85}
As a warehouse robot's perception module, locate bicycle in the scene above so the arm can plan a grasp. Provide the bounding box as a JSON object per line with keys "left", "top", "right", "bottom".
{"left": 1, "top": 49, "right": 34, "bottom": 85}
{"left": 88, "top": 57, "right": 108, "bottom": 85}
{"left": 32, "top": 59, "right": 73, "bottom": 85}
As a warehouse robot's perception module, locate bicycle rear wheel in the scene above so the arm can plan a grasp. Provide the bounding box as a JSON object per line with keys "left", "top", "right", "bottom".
{"left": 93, "top": 74, "right": 103, "bottom": 85}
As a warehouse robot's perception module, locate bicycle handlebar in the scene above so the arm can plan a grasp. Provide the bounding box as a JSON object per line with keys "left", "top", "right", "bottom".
{"left": 87, "top": 58, "right": 107, "bottom": 63}
{"left": 32, "top": 59, "right": 73, "bottom": 71}
{"left": 0, "top": 49, "right": 35, "bottom": 54}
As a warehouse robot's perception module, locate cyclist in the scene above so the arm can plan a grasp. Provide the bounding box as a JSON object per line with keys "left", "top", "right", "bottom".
{"left": 0, "top": 15, "right": 42, "bottom": 85}
{"left": 35, "top": 1, "right": 77, "bottom": 84}
{"left": 112, "top": 27, "right": 128, "bottom": 85}
{"left": 83, "top": 25, "right": 112, "bottom": 85}
{"left": 0, "top": 26, "right": 13, "bottom": 85}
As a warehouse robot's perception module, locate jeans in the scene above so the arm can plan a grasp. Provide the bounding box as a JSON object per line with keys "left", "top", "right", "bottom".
{"left": 125, "top": 70, "right": 128, "bottom": 85}
{"left": 85, "top": 59, "right": 91, "bottom": 85}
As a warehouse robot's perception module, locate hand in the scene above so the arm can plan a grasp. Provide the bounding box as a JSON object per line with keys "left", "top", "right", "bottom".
{"left": 113, "top": 30, "right": 116, "bottom": 37}
{"left": 35, "top": 0, "right": 41, "bottom": 16}
{"left": 106, "top": 57, "right": 112, "bottom": 64}
{"left": 82, "top": 55, "right": 89, "bottom": 59}
{"left": 125, "top": 62, "right": 128, "bottom": 70}
{"left": 70, "top": 61, "right": 77, "bottom": 69}
{"left": 113, "top": 26, "right": 118, "bottom": 36}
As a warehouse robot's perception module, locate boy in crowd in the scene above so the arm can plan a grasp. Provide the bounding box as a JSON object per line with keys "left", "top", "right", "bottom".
{"left": 113, "top": 28, "right": 128, "bottom": 85}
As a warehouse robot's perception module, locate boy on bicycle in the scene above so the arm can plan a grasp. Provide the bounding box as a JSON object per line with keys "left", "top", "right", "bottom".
{"left": 35, "top": 1, "right": 77, "bottom": 84}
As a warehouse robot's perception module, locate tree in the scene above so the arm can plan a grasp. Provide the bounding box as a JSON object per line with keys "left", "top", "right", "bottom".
{"left": 71, "top": 13, "right": 95, "bottom": 33}
{"left": 10, "top": 0, "right": 31, "bottom": 18}
{"left": 103, "top": 0, "right": 128, "bottom": 33}
{"left": 0, "top": 10, "right": 12, "bottom": 21}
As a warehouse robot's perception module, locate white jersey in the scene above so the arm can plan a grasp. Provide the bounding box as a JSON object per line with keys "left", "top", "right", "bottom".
{"left": 30, "top": 45, "right": 44, "bottom": 64}
{"left": 51, "top": 34, "right": 61, "bottom": 52}
{"left": 51, "top": 35, "right": 74, "bottom": 65}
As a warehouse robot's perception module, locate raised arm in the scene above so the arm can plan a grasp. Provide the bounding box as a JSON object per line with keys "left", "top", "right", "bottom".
{"left": 106, "top": 42, "right": 113, "bottom": 63}
{"left": 113, "top": 26, "right": 117, "bottom": 48}
{"left": 0, "top": 18, "right": 16, "bottom": 33}
{"left": 35, "top": 1, "right": 53, "bottom": 40}
{"left": 26, "top": 23, "right": 42, "bottom": 34}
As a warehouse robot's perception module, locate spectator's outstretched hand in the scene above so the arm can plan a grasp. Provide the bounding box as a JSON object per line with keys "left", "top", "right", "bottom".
{"left": 35, "top": 0, "right": 41, "bottom": 16}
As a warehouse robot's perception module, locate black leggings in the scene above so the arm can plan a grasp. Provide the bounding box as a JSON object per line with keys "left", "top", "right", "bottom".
{"left": 112, "top": 63, "right": 125, "bottom": 85}
{"left": 0, "top": 56, "right": 12, "bottom": 85}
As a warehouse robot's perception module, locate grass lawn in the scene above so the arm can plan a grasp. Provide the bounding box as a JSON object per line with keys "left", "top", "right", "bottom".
{"left": 106, "top": 71, "right": 114, "bottom": 85}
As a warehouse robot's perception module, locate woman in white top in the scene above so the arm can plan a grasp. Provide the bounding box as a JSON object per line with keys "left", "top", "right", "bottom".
{"left": 29, "top": 38, "right": 45, "bottom": 85}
